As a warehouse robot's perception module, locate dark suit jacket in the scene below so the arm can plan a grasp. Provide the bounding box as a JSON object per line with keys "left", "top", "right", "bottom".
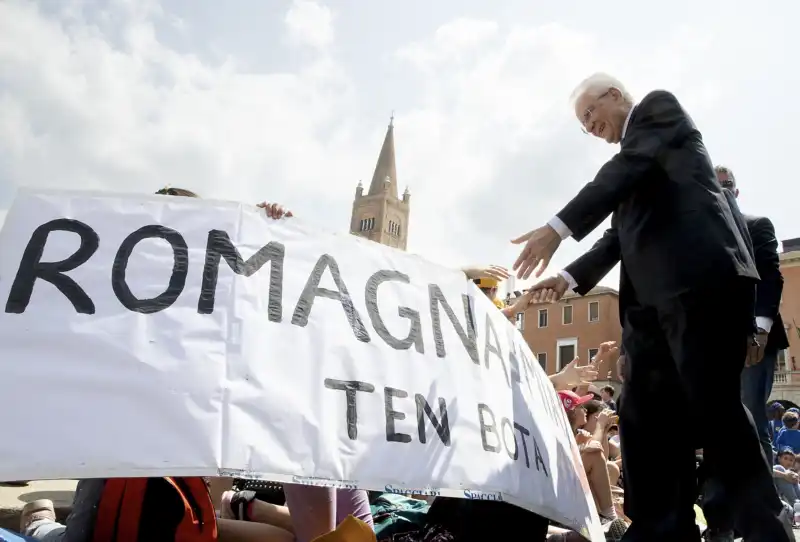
{"left": 564, "top": 192, "right": 788, "bottom": 352}
{"left": 556, "top": 90, "right": 758, "bottom": 307}
{"left": 745, "top": 214, "right": 789, "bottom": 352}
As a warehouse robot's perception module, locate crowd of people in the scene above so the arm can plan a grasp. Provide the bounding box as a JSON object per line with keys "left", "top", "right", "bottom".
{"left": 2, "top": 71, "right": 795, "bottom": 542}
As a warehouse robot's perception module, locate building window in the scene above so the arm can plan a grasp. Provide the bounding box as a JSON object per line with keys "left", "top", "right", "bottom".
{"left": 588, "top": 301, "right": 600, "bottom": 322}
{"left": 563, "top": 305, "right": 573, "bottom": 325}
{"left": 588, "top": 348, "right": 599, "bottom": 363}
{"left": 360, "top": 217, "right": 375, "bottom": 232}
{"left": 537, "top": 352, "right": 547, "bottom": 370}
{"left": 515, "top": 312, "right": 525, "bottom": 331}
{"left": 538, "top": 308, "right": 548, "bottom": 328}
{"left": 386, "top": 220, "right": 401, "bottom": 236}
{"left": 557, "top": 338, "right": 578, "bottom": 371}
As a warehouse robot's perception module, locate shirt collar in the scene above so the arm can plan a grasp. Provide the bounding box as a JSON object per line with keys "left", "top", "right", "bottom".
{"left": 621, "top": 104, "right": 636, "bottom": 141}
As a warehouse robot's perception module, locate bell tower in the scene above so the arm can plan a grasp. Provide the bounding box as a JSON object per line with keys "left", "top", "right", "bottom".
{"left": 350, "top": 114, "right": 411, "bottom": 250}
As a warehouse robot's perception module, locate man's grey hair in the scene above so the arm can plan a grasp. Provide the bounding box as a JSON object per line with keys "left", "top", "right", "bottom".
{"left": 714, "top": 165, "right": 736, "bottom": 186}
{"left": 569, "top": 72, "right": 634, "bottom": 107}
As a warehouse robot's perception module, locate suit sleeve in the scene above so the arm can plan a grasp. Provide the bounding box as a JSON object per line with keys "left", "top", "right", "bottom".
{"left": 563, "top": 226, "right": 621, "bottom": 296}
{"left": 556, "top": 91, "right": 693, "bottom": 241}
{"left": 750, "top": 216, "right": 783, "bottom": 320}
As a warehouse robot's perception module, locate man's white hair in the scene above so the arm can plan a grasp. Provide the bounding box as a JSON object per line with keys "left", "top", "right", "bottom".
{"left": 569, "top": 72, "right": 634, "bottom": 107}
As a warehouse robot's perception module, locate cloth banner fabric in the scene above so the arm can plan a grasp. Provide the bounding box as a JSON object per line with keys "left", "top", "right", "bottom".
{"left": 0, "top": 189, "right": 603, "bottom": 541}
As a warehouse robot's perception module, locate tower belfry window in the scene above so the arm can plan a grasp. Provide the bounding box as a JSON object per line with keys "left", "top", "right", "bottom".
{"left": 360, "top": 217, "right": 375, "bottom": 232}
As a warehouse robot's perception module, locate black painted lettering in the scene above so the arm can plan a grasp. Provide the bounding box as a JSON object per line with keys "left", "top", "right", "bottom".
{"left": 324, "top": 378, "right": 375, "bottom": 440}
{"left": 484, "top": 314, "right": 510, "bottom": 386}
{"left": 112, "top": 225, "right": 188, "bottom": 314}
{"left": 292, "top": 255, "right": 370, "bottom": 342}
{"left": 365, "top": 270, "right": 424, "bottom": 353}
{"left": 384, "top": 387, "right": 412, "bottom": 443}
{"left": 531, "top": 356, "right": 560, "bottom": 424}
{"left": 532, "top": 434, "right": 548, "bottom": 476}
{"left": 415, "top": 394, "right": 451, "bottom": 446}
{"left": 198, "top": 230, "right": 285, "bottom": 319}
{"left": 5, "top": 219, "right": 98, "bottom": 314}
{"left": 500, "top": 417, "right": 518, "bottom": 461}
{"left": 513, "top": 422, "right": 531, "bottom": 468}
{"left": 518, "top": 344, "right": 537, "bottom": 387}
{"left": 429, "top": 285, "right": 478, "bottom": 364}
{"left": 477, "top": 403, "right": 500, "bottom": 453}
{"left": 506, "top": 331, "right": 523, "bottom": 385}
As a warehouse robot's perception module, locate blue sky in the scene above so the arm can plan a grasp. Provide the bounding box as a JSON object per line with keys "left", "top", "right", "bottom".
{"left": 0, "top": 0, "right": 797, "bottom": 290}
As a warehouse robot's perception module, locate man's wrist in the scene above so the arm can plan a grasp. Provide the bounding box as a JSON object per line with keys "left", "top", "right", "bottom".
{"left": 547, "top": 216, "right": 572, "bottom": 240}
{"left": 558, "top": 270, "right": 578, "bottom": 291}
{"left": 755, "top": 316, "right": 773, "bottom": 334}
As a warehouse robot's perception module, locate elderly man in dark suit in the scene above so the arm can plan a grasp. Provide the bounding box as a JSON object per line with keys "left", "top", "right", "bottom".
{"left": 513, "top": 73, "right": 791, "bottom": 541}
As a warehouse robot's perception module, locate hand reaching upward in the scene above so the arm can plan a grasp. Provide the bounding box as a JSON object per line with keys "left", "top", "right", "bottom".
{"left": 462, "top": 265, "right": 511, "bottom": 282}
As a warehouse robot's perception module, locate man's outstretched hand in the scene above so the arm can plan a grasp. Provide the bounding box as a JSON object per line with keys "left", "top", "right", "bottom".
{"left": 511, "top": 224, "right": 561, "bottom": 279}
{"left": 529, "top": 275, "right": 569, "bottom": 304}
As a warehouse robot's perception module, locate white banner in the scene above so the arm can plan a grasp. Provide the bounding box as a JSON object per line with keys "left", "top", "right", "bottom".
{"left": 0, "top": 189, "right": 602, "bottom": 541}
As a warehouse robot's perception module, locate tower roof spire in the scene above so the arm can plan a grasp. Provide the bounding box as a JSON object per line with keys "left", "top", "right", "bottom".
{"left": 367, "top": 113, "right": 398, "bottom": 198}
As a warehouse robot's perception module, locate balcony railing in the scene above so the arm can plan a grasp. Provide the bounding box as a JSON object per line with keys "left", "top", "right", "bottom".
{"left": 773, "top": 370, "right": 800, "bottom": 386}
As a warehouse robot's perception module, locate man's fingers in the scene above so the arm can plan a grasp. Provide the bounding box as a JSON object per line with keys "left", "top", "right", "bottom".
{"left": 512, "top": 250, "right": 530, "bottom": 272}
{"left": 534, "top": 257, "right": 551, "bottom": 278}
{"left": 511, "top": 233, "right": 530, "bottom": 244}
{"left": 520, "top": 258, "right": 538, "bottom": 279}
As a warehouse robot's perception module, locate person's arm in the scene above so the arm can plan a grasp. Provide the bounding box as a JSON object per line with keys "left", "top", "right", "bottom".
{"left": 500, "top": 290, "right": 533, "bottom": 321}
{"left": 553, "top": 91, "right": 693, "bottom": 241}
{"left": 562, "top": 224, "right": 621, "bottom": 295}
{"left": 749, "top": 216, "right": 783, "bottom": 333}
{"left": 591, "top": 413, "right": 609, "bottom": 450}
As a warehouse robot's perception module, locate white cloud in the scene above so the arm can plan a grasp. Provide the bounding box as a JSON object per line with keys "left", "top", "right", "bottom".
{"left": 284, "top": 0, "right": 334, "bottom": 50}
{"left": 0, "top": 0, "right": 797, "bottom": 293}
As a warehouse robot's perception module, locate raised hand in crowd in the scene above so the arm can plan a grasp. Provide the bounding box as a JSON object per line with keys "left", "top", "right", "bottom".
{"left": 745, "top": 328, "right": 770, "bottom": 367}
{"left": 257, "top": 201, "right": 293, "bottom": 219}
{"left": 528, "top": 274, "right": 570, "bottom": 304}
{"left": 461, "top": 264, "right": 511, "bottom": 282}
{"left": 511, "top": 224, "right": 562, "bottom": 279}
{"left": 502, "top": 288, "right": 535, "bottom": 318}
{"left": 592, "top": 341, "right": 619, "bottom": 366}
{"left": 550, "top": 356, "right": 599, "bottom": 391}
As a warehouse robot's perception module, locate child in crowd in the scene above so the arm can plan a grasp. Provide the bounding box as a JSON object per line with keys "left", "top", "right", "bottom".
{"left": 558, "top": 390, "right": 627, "bottom": 541}
{"left": 773, "top": 447, "right": 800, "bottom": 505}
{"left": 776, "top": 411, "right": 800, "bottom": 454}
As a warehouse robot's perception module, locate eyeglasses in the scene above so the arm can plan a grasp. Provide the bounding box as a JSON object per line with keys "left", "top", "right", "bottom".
{"left": 719, "top": 180, "right": 735, "bottom": 190}
{"left": 580, "top": 90, "right": 611, "bottom": 134}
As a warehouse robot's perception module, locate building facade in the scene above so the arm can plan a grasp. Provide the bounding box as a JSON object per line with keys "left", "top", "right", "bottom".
{"left": 771, "top": 237, "right": 800, "bottom": 405}
{"left": 350, "top": 117, "right": 411, "bottom": 250}
{"left": 516, "top": 286, "right": 623, "bottom": 381}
